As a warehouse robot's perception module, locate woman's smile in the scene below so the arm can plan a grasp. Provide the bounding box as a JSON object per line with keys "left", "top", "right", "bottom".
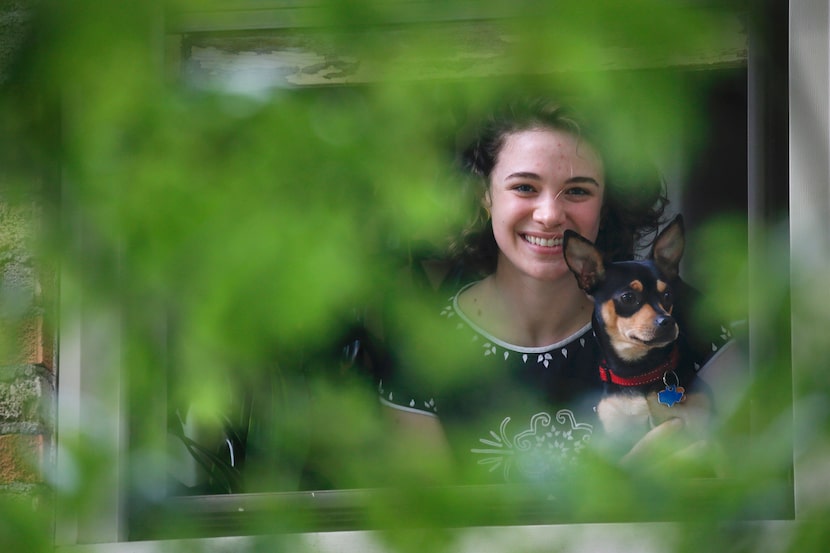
{"left": 521, "top": 233, "right": 562, "bottom": 249}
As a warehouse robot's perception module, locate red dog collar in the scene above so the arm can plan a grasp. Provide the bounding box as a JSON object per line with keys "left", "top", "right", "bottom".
{"left": 598, "top": 345, "right": 680, "bottom": 387}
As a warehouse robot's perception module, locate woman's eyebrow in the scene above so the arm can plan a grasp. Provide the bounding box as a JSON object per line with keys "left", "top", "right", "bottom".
{"left": 503, "top": 173, "right": 602, "bottom": 187}
{"left": 504, "top": 171, "right": 542, "bottom": 180}
{"left": 565, "top": 176, "right": 601, "bottom": 187}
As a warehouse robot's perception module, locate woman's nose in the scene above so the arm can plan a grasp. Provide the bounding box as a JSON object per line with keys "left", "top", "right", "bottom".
{"left": 533, "top": 193, "right": 565, "bottom": 227}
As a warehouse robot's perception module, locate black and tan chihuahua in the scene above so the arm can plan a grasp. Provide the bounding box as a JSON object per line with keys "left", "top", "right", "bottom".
{"left": 563, "top": 215, "right": 710, "bottom": 451}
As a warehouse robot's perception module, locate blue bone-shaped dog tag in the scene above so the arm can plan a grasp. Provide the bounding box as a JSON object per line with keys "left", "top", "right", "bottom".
{"left": 658, "top": 385, "right": 685, "bottom": 407}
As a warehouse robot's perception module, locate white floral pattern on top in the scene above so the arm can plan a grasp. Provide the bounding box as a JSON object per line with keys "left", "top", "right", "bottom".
{"left": 471, "top": 410, "right": 593, "bottom": 482}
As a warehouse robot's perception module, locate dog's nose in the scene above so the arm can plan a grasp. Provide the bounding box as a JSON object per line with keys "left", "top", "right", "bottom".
{"left": 655, "top": 315, "right": 675, "bottom": 328}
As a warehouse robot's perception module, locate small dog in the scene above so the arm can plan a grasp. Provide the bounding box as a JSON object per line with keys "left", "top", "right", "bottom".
{"left": 563, "top": 215, "right": 710, "bottom": 453}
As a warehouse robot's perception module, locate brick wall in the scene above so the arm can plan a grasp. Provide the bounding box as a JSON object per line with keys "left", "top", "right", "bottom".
{"left": 0, "top": 200, "right": 54, "bottom": 502}
{"left": 0, "top": 0, "right": 54, "bottom": 505}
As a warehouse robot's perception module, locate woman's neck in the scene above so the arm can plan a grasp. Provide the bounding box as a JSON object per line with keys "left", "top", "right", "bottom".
{"left": 459, "top": 270, "right": 594, "bottom": 348}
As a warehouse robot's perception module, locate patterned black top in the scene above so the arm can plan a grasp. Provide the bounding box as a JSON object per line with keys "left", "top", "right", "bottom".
{"left": 378, "top": 281, "right": 734, "bottom": 485}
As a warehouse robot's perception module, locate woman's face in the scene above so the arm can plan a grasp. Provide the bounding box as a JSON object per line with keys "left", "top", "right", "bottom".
{"left": 484, "top": 127, "right": 605, "bottom": 282}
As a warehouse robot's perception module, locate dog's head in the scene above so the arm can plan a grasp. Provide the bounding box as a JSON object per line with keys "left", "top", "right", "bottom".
{"left": 563, "top": 215, "right": 685, "bottom": 363}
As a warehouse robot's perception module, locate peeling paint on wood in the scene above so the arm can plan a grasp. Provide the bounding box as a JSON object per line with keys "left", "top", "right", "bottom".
{"left": 180, "top": 19, "right": 747, "bottom": 92}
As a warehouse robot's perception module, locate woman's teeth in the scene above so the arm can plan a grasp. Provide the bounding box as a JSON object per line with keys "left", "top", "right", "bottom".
{"left": 523, "top": 234, "right": 561, "bottom": 247}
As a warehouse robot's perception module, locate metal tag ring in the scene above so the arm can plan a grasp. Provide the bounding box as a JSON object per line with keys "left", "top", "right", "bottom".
{"left": 662, "top": 370, "right": 681, "bottom": 388}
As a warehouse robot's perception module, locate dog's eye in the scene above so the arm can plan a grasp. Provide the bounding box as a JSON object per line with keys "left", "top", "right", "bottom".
{"left": 619, "top": 292, "right": 639, "bottom": 305}
{"left": 662, "top": 290, "right": 673, "bottom": 305}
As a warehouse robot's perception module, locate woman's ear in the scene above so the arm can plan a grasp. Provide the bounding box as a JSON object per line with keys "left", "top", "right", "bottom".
{"left": 482, "top": 190, "right": 492, "bottom": 219}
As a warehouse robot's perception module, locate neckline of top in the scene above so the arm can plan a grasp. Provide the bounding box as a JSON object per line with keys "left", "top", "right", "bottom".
{"left": 450, "top": 281, "right": 594, "bottom": 354}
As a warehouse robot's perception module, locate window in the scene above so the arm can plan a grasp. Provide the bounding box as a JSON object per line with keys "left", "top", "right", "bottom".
{"left": 54, "top": 2, "right": 811, "bottom": 551}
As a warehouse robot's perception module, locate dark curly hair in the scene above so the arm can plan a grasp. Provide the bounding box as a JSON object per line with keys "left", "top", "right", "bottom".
{"left": 449, "top": 99, "right": 668, "bottom": 277}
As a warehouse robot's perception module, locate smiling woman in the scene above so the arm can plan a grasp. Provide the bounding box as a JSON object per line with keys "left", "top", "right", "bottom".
{"left": 376, "top": 100, "right": 736, "bottom": 486}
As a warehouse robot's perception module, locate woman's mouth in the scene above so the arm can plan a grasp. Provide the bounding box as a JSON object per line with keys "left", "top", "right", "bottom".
{"left": 522, "top": 234, "right": 562, "bottom": 248}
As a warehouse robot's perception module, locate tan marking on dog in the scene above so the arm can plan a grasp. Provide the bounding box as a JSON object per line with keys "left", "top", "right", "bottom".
{"left": 602, "top": 297, "right": 680, "bottom": 362}
{"left": 656, "top": 280, "right": 674, "bottom": 314}
{"left": 624, "top": 305, "right": 662, "bottom": 339}
{"left": 600, "top": 300, "right": 619, "bottom": 338}
{"left": 629, "top": 280, "right": 643, "bottom": 292}
{"left": 602, "top": 301, "right": 648, "bottom": 361}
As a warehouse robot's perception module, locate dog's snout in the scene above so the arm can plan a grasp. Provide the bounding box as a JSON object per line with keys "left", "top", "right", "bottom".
{"left": 655, "top": 315, "right": 675, "bottom": 328}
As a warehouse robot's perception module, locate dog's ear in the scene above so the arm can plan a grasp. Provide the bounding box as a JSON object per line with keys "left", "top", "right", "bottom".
{"left": 652, "top": 215, "right": 685, "bottom": 281}
{"left": 563, "top": 230, "right": 606, "bottom": 293}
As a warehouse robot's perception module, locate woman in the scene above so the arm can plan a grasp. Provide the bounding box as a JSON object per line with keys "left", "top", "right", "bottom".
{"left": 377, "top": 100, "right": 736, "bottom": 484}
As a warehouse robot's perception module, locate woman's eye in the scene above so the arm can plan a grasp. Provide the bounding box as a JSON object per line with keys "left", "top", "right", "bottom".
{"left": 513, "top": 184, "right": 535, "bottom": 193}
{"left": 564, "top": 187, "right": 591, "bottom": 197}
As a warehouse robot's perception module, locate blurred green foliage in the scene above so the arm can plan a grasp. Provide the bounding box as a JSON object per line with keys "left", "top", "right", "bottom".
{"left": 1, "top": 0, "right": 825, "bottom": 552}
